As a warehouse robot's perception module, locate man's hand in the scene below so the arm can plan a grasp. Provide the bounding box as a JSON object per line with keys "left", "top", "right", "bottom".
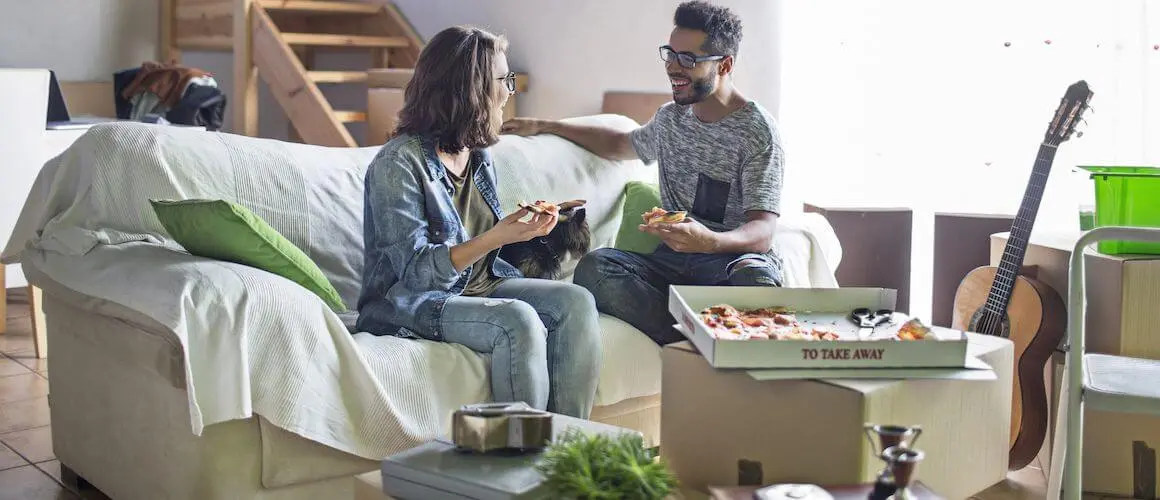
{"left": 501, "top": 118, "right": 548, "bottom": 137}
{"left": 500, "top": 118, "right": 639, "bottom": 161}
{"left": 640, "top": 219, "right": 719, "bottom": 254}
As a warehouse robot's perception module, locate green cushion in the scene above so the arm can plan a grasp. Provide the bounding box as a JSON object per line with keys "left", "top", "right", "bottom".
{"left": 150, "top": 199, "right": 347, "bottom": 313}
{"left": 614, "top": 181, "right": 664, "bottom": 254}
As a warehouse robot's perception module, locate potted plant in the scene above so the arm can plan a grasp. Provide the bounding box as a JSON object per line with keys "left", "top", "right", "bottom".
{"left": 536, "top": 427, "right": 678, "bottom": 500}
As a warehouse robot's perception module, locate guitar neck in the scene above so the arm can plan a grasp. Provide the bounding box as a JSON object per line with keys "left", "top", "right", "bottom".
{"left": 987, "top": 143, "right": 1058, "bottom": 315}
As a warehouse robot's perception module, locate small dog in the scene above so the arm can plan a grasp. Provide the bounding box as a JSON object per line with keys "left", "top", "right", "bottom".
{"left": 499, "top": 200, "right": 591, "bottom": 280}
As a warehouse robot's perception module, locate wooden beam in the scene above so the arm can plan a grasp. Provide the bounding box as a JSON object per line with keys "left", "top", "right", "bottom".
{"left": 333, "top": 111, "right": 367, "bottom": 123}
{"left": 377, "top": 1, "right": 423, "bottom": 66}
{"left": 308, "top": 71, "right": 368, "bottom": 83}
{"left": 175, "top": 1, "right": 233, "bottom": 19}
{"left": 259, "top": 0, "right": 381, "bottom": 14}
{"left": 281, "top": 33, "right": 409, "bottom": 48}
{"left": 175, "top": 35, "right": 233, "bottom": 51}
{"left": 252, "top": 5, "right": 356, "bottom": 147}
{"left": 290, "top": 42, "right": 314, "bottom": 144}
{"left": 373, "top": 47, "right": 390, "bottom": 70}
{"left": 234, "top": 0, "right": 259, "bottom": 137}
{"left": 175, "top": 9, "right": 232, "bottom": 37}
{"left": 160, "top": 0, "right": 181, "bottom": 63}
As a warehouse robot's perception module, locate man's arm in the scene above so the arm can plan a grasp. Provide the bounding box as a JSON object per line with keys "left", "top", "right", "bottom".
{"left": 643, "top": 211, "right": 778, "bottom": 255}
{"left": 501, "top": 118, "right": 638, "bottom": 161}
{"left": 710, "top": 211, "right": 779, "bottom": 254}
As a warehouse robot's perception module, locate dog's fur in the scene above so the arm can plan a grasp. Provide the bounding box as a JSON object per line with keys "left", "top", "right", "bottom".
{"left": 498, "top": 201, "right": 592, "bottom": 280}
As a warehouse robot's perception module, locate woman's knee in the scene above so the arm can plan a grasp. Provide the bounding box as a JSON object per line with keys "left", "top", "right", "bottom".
{"left": 556, "top": 282, "right": 598, "bottom": 312}
{"left": 490, "top": 299, "right": 548, "bottom": 349}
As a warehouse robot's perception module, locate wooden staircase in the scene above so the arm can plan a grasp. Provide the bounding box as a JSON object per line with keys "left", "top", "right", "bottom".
{"left": 160, "top": 0, "right": 424, "bottom": 147}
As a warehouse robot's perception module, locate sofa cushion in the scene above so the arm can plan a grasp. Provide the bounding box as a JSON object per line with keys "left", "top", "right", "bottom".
{"left": 0, "top": 123, "right": 377, "bottom": 313}
{"left": 489, "top": 114, "right": 659, "bottom": 278}
{"left": 613, "top": 181, "right": 664, "bottom": 254}
{"left": 151, "top": 198, "right": 347, "bottom": 312}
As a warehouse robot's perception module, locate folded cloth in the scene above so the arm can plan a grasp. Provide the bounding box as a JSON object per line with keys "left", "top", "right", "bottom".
{"left": 121, "top": 61, "right": 210, "bottom": 108}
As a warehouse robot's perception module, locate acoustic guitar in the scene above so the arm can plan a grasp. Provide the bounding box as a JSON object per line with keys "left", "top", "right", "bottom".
{"left": 951, "top": 80, "right": 1092, "bottom": 471}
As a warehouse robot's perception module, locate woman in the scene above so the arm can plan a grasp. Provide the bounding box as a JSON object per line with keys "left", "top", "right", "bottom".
{"left": 356, "top": 26, "right": 602, "bottom": 419}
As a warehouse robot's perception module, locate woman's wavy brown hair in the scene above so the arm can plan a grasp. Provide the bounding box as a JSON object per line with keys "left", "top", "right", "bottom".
{"left": 394, "top": 26, "right": 509, "bottom": 154}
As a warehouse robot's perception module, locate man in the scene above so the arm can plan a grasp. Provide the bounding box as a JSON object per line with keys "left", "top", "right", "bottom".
{"left": 501, "top": 0, "right": 784, "bottom": 345}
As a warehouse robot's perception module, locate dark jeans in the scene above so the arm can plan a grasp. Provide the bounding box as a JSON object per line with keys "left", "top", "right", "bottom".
{"left": 573, "top": 245, "right": 784, "bottom": 345}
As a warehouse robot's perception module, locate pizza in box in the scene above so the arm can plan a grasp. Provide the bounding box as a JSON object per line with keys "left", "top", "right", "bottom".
{"left": 698, "top": 304, "right": 934, "bottom": 341}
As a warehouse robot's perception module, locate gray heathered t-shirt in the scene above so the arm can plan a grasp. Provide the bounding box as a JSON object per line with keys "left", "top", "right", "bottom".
{"left": 630, "top": 101, "right": 784, "bottom": 237}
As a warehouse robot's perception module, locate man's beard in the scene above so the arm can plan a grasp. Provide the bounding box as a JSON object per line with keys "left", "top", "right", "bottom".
{"left": 673, "top": 75, "right": 715, "bottom": 105}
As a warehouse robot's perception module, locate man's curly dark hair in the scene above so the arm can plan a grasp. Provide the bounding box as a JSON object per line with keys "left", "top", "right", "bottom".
{"left": 673, "top": 1, "right": 743, "bottom": 56}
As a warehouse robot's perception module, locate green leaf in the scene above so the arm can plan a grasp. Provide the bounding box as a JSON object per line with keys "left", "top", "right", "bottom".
{"left": 536, "top": 427, "right": 678, "bottom": 500}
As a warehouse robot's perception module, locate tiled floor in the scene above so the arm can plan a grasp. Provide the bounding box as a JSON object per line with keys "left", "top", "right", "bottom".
{"left": 1, "top": 289, "right": 109, "bottom": 500}
{"left": 0, "top": 289, "right": 1118, "bottom": 499}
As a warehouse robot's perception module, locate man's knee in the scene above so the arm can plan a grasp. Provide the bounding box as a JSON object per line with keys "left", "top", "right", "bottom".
{"left": 573, "top": 248, "right": 623, "bottom": 288}
{"left": 728, "top": 258, "right": 782, "bottom": 287}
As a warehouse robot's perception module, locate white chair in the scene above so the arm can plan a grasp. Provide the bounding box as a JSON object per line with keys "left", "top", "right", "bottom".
{"left": 1047, "top": 226, "right": 1160, "bottom": 499}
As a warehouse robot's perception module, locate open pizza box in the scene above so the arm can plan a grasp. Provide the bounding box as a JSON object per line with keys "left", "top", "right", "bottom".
{"left": 668, "top": 286, "right": 991, "bottom": 378}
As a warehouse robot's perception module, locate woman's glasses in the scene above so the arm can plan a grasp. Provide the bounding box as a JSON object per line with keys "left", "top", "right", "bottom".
{"left": 659, "top": 45, "right": 726, "bottom": 69}
{"left": 497, "top": 72, "right": 517, "bottom": 94}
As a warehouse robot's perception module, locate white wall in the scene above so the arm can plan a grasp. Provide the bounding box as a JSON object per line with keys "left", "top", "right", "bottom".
{"left": 0, "top": 0, "right": 160, "bottom": 81}
{"left": 392, "top": 0, "right": 782, "bottom": 120}
{"left": 0, "top": 0, "right": 782, "bottom": 137}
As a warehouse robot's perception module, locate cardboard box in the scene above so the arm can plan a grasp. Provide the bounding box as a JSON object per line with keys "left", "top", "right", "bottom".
{"left": 660, "top": 334, "right": 1013, "bottom": 500}
{"left": 992, "top": 230, "right": 1160, "bottom": 496}
{"left": 367, "top": 87, "right": 405, "bottom": 147}
{"left": 668, "top": 286, "right": 970, "bottom": 369}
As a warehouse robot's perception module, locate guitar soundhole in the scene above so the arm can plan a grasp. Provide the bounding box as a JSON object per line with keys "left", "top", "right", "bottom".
{"left": 969, "top": 309, "right": 1011, "bottom": 337}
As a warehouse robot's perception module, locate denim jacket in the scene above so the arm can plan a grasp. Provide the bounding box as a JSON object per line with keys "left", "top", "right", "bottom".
{"left": 356, "top": 134, "right": 523, "bottom": 339}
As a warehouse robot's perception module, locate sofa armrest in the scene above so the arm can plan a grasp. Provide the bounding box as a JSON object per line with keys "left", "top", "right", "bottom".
{"left": 21, "top": 241, "right": 347, "bottom": 380}
{"left": 21, "top": 242, "right": 361, "bottom": 433}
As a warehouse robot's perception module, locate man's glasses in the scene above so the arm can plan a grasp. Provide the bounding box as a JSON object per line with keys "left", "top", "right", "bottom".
{"left": 659, "top": 46, "right": 726, "bottom": 69}
{"left": 497, "top": 72, "right": 517, "bottom": 94}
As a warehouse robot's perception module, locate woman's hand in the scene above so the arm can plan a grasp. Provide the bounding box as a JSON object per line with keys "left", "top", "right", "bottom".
{"left": 487, "top": 207, "right": 558, "bottom": 245}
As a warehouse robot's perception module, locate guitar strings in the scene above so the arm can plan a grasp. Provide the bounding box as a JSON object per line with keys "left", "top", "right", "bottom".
{"left": 981, "top": 143, "right": 1056, "bottom": 337}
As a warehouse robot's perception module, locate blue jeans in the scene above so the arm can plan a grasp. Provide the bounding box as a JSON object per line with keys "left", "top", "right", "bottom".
{"left": 439, "top": 279, "right": 602, "bottom": 418}
{"left": 573, "top": 245, "right": 783, "bottom": 345}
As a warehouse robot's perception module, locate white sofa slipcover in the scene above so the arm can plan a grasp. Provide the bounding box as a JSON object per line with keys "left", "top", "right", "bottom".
{"left": 2, "top": 115, "right": 840, "bottom": 499}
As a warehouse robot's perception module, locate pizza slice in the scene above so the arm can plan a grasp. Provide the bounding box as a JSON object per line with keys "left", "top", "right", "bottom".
{"left": 518, "top": 200, "right": 560, "bottom": 214}
{"left": 895, "top": 318, "right": 934, "bottom": 340}
{"left": 642, "top": 206, "right": 687, "bottom": 225}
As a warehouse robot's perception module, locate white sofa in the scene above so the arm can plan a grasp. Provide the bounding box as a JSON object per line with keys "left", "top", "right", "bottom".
{"left": 2, "top": 115, "right": 841, "bottom": 500}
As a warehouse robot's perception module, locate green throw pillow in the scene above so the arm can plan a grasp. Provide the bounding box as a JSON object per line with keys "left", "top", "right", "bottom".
{"left": 150, "top": 199, "right": 347, "bottom": 313}
{"left": 614, "top": 181, "right": 664, "bottom": 254}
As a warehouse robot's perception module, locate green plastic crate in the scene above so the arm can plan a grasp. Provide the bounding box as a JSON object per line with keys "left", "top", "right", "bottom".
{"left": 1078, "top": 165, "right": 1160, "bottom": 255}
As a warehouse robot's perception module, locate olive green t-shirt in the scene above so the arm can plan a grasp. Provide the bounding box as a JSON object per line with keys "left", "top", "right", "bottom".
{"left": 446, "top": 161, "right": 506, "bottom": 297}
